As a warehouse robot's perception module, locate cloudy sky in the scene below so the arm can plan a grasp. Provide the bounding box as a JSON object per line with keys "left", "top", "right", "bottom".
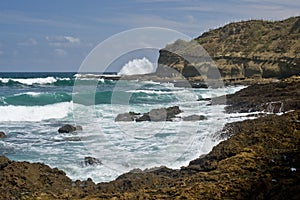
{"left": 0, "top": 0, "right": 299, "bottom": 72}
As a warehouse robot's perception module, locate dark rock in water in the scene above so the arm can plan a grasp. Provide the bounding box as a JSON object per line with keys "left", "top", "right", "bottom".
{"left": 135, "top": 113, "right": 151, "bottom": 122}
{"left": 198, "top": 98, "right": 211, "bottom": 101}
{"left": 182, "top": 115, "right": 207, "bottom": 121}
{"left": 83, "top": 157, "right": 102, "bottom": 166}
{"left": 136, "top": 106, "right": 182, "bottom": 122}
{"left": 0, "top": 131, "right": 6, "bottom": 138}
{"left": 166, "top": 106, "right": 182, "bottom": 117}
{"left": 115, "top": 112, "right": 140, "bottom": 122}
{"left": 58, "top": 124, "right": 82, "bottom": 133}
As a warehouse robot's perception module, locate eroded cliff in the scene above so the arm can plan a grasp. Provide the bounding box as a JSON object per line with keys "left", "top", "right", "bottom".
{"left": 157, "top": 16, "right": 300, "bottom": 82}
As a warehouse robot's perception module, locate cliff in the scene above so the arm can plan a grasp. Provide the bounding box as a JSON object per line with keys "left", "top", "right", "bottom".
{"left": 157, "top": 16, "right": 300, "bottom": 82}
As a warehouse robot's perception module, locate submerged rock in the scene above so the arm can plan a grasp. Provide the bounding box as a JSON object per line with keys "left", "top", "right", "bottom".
{"left": 58, "top": 124, "right": 82, "bottom": 133}
{"left": 182, "top": 114, "right": 207, "bottom": 121}
{"left": 83, "top": 157, "right": 102, "bottom": 166}
{"left": 0, "top": 131, "right": 6, "bottom": 138}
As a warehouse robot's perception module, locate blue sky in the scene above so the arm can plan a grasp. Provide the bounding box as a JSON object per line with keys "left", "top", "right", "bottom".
{"left": 0, "top": 0, "right": 299, "bottom": 72}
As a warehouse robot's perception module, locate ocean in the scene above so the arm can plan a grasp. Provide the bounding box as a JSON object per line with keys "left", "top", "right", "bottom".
{"left": 0, "top": 72, "right": 249, "bottom": 183}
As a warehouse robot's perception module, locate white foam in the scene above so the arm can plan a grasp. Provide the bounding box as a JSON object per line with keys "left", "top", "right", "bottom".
{"left": 0, "top": 78, "right": 9, "bottom": 83}
{"left": 13, "top": 92, "right": 42, "bottom": 97}
{"left": 119, "top": 57, "right": 156, "bottom": 75}
{"left": 126, "top": 89, "right": 174, "bottom": 94}
{"left": 0, "top": 102, "right": 72, "bottom": 121}
{"left": 0, "top": 77, "right": 58, "bottom": 85}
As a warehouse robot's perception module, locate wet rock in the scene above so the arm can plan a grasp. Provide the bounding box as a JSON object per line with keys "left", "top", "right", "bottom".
{"left": 0, "top": 131, "right": 6, "bottom": 138}
{"left": 83, "top": 157, "right": 102, "bottom": 166}
{"left": 58, "top": 124, "right": 82, "bottom": 133}
{"left": 182, "top": 114, "right": 207, "bottom": 121}
{"left": 136, "top": 106, "right": 182, "bottom": 122}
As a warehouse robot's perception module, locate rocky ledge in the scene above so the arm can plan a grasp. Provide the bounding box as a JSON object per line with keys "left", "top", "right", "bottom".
{"left": 213, "top": 76, "right": 300, "bottom": 113}
{"left": 1, "top": 79, "right": 299, "bottom": 199}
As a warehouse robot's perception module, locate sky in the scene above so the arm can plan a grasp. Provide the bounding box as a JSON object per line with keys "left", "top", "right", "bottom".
{"left": 0, "top": 0, "right": 299, "bottom": 72}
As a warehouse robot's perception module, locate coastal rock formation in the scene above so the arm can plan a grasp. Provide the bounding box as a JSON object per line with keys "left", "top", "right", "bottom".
{"left": 0, "top": 131, "right": 6, "bottom": 138}
{"left": 218, "top": 77, "right": 300, "bottom": 113}
{"left": 1, "top": 109, "right": 299, "bottom": 199}
{"left": 1, "top": 77, "right": 300, "bottom": 199}
{"left": 0, "top": 155, "right": 74, "bottom": 199}
{"left": 58, "top": 124, "right": 82, "bottom": 133}
{"left": 156, "top": 16, "right": 300, "bottom": 82}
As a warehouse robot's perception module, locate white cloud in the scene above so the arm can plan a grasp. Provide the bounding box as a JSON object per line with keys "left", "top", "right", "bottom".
{"left": 54, "top": 49, "right": 67, "bottom": 57}
{"left": 46, "top": 35, "right": 81, "bottom": 47}
{"left": 18, "top": 38, "right": 37, "bottom": 46}
{"left": 64, "top": 36, "right": 80, "bottom": 43}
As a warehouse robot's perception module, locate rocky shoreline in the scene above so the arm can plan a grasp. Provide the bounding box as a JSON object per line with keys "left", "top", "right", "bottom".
{"left": 1, "top": 78, "right": 299, "bottom": 199}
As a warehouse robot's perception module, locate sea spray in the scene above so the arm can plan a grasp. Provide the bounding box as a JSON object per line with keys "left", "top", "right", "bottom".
{"left": 118, "top": 57, "right": 156, "bottom": 75}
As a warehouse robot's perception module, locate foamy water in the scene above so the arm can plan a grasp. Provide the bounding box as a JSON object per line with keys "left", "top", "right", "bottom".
{"left": 0, "top": 72, "right": 252, "bottom": 183}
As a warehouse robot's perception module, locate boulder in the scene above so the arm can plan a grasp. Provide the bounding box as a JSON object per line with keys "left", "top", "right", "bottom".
{"left": 182, "top": 115, "right": 207, "bottom": 121}
{"left": 58, "top": 124, "right": 82, "bottom": 133}
{"left": 0, "top": 131, "right": 6, "bottom": 138}
{"left": 83, "top": 157, "right": 102, "bottom": 167}
{"left": 115, "top": 112, "right": 140, "bottom": 122}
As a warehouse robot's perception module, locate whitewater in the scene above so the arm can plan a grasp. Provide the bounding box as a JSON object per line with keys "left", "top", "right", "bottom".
{"left": 0, "top": 70, "right": 251, "bottom": 183}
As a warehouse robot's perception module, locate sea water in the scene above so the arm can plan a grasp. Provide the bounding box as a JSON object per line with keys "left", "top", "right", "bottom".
{"left": 0, "top": 72, "right": 249, "bottom": 183}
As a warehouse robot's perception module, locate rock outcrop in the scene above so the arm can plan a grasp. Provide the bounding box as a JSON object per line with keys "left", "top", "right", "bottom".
{"left": 212, "top": 77, "right": 300, "bottom": 113}
{"left": 156, "top": 16, "right": 300, "bottom": 83}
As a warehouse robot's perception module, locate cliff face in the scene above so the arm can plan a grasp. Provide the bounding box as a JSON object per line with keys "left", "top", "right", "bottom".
{"left": 157, "top": 16, "right": 300, "bottom": 81}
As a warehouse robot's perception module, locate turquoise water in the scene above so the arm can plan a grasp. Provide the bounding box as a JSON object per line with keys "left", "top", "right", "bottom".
{"left": 0, "top": 72, "right": 248, "bottom": 182}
